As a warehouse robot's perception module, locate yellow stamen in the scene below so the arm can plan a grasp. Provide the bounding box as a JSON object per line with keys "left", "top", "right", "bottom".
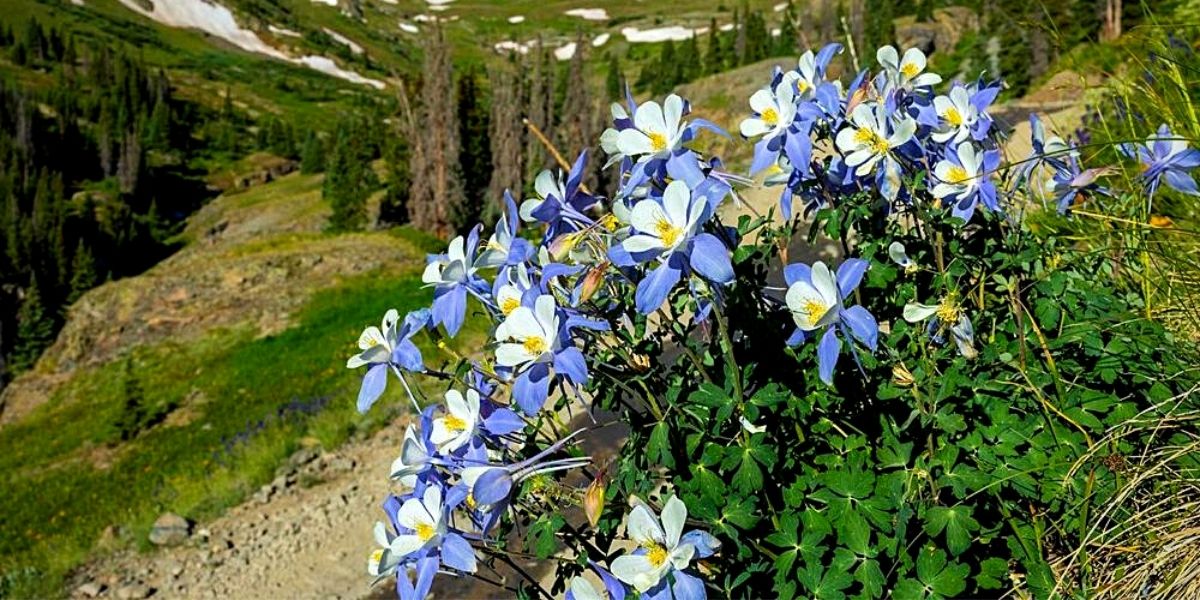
{"left": 936, "top": 292, "right": 961, "bottom": 323}
{"left": 443, "top": 414, "right": 467, "bottom": 431}
{"left": 648, "top": 132, "right": 668, "bottom": 152}
{"left": 804, "top": 300, "right": 829, "bottom": 327}
{"left": 761, "top": 107, "right": 779, "bottom": 126}
{"left": 415, "top": 523, "right": 435, "bottom": 541}
{"left": 371, "top": 549, "right": 384, "bottom": 563}
{"left": 655, "top": 219, "right": 682, "bottom": 247}
{"left": 647, "top": 543, "right": 668, "bottom": 568}
{"left": 797, "top": 79, "right": 810, "bottom": 94}
{"left": 946, "top": 166, "right": 969, "bottom": 185}
{"left": 523, "top": 336, "right": 548, "bottom": 356}
{"left": 901, "top": 62, "right": 920, "bottom": 78}
{"left": 500, "top": 297, "right": 520, "bottom": 315}
{"left": 944, "top": 107, "right": 963, "bottom": 127}
{"left": 465, "top": 493, "right": 477, "bottom": 510}
{"left": 855, "top": 128, "right": 889, "bottom": 154}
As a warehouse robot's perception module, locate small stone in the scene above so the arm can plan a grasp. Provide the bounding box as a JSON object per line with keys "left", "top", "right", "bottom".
{"left": 76, "top": 582, "right": 105, "bottom": 598}
{"left": 116, "top": 584, "right": 152, "bottom": 600}
{"left": 149, "top": 513, "right": 190, "bottom": 546}
{"left": 288, "top": 447, "right": 319, "bottom": 468}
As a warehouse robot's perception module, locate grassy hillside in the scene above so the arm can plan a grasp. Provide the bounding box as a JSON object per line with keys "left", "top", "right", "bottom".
{"left": 0, "top": 171, "right": 481, "bottom": 598}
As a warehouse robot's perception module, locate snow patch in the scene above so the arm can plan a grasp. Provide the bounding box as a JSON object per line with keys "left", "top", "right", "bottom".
{"left": 507, "top": 15, "right": 525, "bottom": 24}
{"left": 554, "top": 42, "right": 576, "bottom": 61}
{"left": 426, "top": 0, "right": 455, "bottom": 4}
{"left": 429, "top": 4, "right": 449, "bottom": 11}
{"left": 592, "top": 33, "right": 610, "bottom": 47}
{"left": 312, "top": 0, "right": 337, "bottom": 5}
{"left": 119, "top": 0, "right": 384, "bottom": 89}
{"left": 774, "top": 2, "right": 788, "bottom": 11}
{"left": 564, "top": 8, "right": 608, "bottom": 21}
{"left": 413, "top": 14, "right": 436, "bottom": 22}
{"left": 719, "top": 23, "right": 734, "bottom": 32}
{"left": 323, "top": 27, "right": 364, "bottom": 54}
{"left": 71, "top": 0, "right": 84, "bottom": 5}
{"left": 297, "top": 56, "right": 384, "bottom": 90}
{"left": 621, "top": 26, "right": 696, "bottom": 43}
{"left": 268, "top": 25, "right": 301, "bottom": 38}
{"left": 494, "top": 40, "right": 531, "bottom": 55}
{"left": 399, "top": 22, "right": 419, "bottom": 33}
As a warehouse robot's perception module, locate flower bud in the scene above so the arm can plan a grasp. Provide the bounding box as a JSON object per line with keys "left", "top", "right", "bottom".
{"left": 892, "top": 363, "right": 914, "bottom": 387}
{"left": 583, "top": 471, "right": 608, "bottom": 528}
{"left": 548, "top": 233, "right": 580, "bottom": 262}
{"left": 578, "top": 265, "right": 607, "bottom": 304}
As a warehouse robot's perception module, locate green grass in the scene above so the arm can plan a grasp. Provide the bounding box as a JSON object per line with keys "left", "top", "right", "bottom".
{"left": 0, "top": 269, "right": 483, "bottom": 598}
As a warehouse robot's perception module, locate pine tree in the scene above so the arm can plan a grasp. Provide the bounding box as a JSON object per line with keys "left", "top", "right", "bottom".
{"left": 777, "top": 2, "right": 799, "bottom": 56}
{"left": 300, "top": 131, "right": 325, "bottom": 174}
{"left": 324, "top": 124, "right": 369, "bottom": 232}
{"left": 456, "top": 69, "right": 491, "bottom": 229}
{"left": 733, "top": 7, "right": 747, "bottom": 66}
{"left": 67, "top": 240, "right": 97, "bottom": 305}
{"left": 113, "top": 355, "right": 147, "bottom": 442}
{"left": 605, "top": 54, "right": 622, "bottom": 102}
{"left": 12, "top": 275, "right": 55, "bottom": 373}
{"left": 704, "top": 18, "right": 722, "bottom": 74}
{"left": 683, "top": 34, "right": 703, "bottom": 82}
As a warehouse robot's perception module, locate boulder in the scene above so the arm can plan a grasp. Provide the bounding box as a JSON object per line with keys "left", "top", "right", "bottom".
{"left": 148, "top": 513, "right": 191, "bottom": 546}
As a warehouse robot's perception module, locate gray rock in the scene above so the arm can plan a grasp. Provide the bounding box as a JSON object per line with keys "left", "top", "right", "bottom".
{"left": 288, "top": 447, "right": 319, "bottom": 468}
{"left": 76, "top": 582, "right": 105, "bottom": 598}
{"left": 116, "top": 584, "right": 152, "bottom": 600}
{"left": 148, "top": 513, "right": 190, "bottom": 546}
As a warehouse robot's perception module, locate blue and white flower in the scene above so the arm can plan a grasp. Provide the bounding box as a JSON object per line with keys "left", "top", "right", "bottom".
{"left": 610, "top": 495, "right": 718, "bottom": 600}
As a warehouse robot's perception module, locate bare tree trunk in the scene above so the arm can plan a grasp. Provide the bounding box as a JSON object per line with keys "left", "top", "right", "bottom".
{"left": 406, "top": 25, "right": 465, "bottom": 238}
{"left": 487, "top": 64, "right": 523, "bottom": 220}
{"left": 559, "top": 31, "right": 595, "bottom": 188}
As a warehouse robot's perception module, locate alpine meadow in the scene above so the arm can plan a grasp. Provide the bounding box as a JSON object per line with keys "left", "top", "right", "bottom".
{"left": 2, "top": 1, "right": 1200, "bottom": 600}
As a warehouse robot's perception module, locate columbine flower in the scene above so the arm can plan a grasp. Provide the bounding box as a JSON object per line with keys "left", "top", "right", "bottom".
{"left": 618, "top": 180, "right": 733, "bottom": 314}
{"left": 889, "top": 241, "right": 917, "bottom": 274}
{"left": 783, "top": 260, "right": 879, "bottom": 385}
{"left": 370, "top": 496, "right": 437, "bottom": 600}
{"left": 348, "top": 309, "right": 428, "bottom": 413}
{"left": 784, "top": 43, "right": 842, "bottom": 98}
{"left": 494, "top": 294, "right": 588, "bottom": 414}
{"left": 459, "top": 431, "right": 591, "bottom": 533}
{"left": 930, "top": 85, "right": 979, "bottom": 144}
{"left": 478, "top": 192, "right": 533, "bottom": 270}
{"left": 904, "top": 291, "right": 978, "bottom": 359}
{"left": 876, "top": 45, "right": 941, "bottom": 91}
{"left": 520, "top": 152, "right": 599, "bottom": 241}
{"left": 615, "top": 94, "right": 686, "bottom": 163}
{"left": 834, "top": 102, "right": 915, "bottom": 200}
{"left": 422, "top": 229, "right": 484, "bottom": 336}
{"left": 1121, "top": 124, "right": 1200, "bottom": 199}
{"left": 931, "top": 142, "right": 1000, "bottom": 221}
{"left": 1016, "top": 113, "right": 1077, "bottom": 189}
{"left": 1046, "top": 157, "right": 1110, "bottom": 214}
{"left": 610, "top": 495, "right": 718, "bottom": 599}
{"left": 739, "top": 80, "right": 795, "bottom": 141}
{"left": 386, "top": 487, "right": 475, "bottom": 580}
{"left": 390, "top": 424, "right": 435, "bottom": 488}
{"left": 429, "top": 389, "right": 481, "bottom": 453}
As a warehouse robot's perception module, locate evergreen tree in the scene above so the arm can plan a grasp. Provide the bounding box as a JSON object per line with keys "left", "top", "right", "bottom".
{"left": 112, "top": 355, "right": 147, "bottom": 442}
{"left": 704, "top": 18, "right": 722, "bottom": 74}
{"left": 12, "top": 275, "right": 55, "bottom": 373}
{"left": 456, "top": 69, "right": 491, "bottom": 229}
{"left": 300, "top": 131, "right": 326, "bottom": 174}
{"left": 380, "top": 133, "right": 411, "bottom": 226}
{"left": 777, "top": 2, "right": 799, "bottom": 56}
{"left": 683, "top": 34, "right": 703, "bottom": 82}
{"left": 67, "top": 240, "right": 97, "bottom": 306}
{"left": 605, "top": 54, "right": 623, "bottom": 102}
{"left": 733, "top": 7, "right": 747, "bottom": 66}
{"left": 324, "top": 124, "right": 369, "bottom": 232}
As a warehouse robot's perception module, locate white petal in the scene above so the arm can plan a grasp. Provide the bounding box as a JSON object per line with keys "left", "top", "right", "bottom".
{"left": 397, "top": 497, "right": 432, "bottom": 530}
{"left": 903, "top": 303, "right": 941, "bottom": 323}
{"left": 501, "top": 306, "right": 543, "bottom": 340}
{"left": 662, "top": 180, "right": 692, "bottom": 227}
{"left": 835, "top": 127, "right": 864, "bottom": 154}
{"left": 374, "top": 521, "right": 392, "bottom": 548}
{"left": 661, "top": 496, "right": 687, "bottom": 548}
{"left": 627, "top": 504, "right": 665, "bottom": 547}
{"left": 616, "top": 128, "right": 655, "bottom": 156}
{"left": 663, "top": 94, "right": 684, "bottom": 140}
{"left": 534, "top": 170, "right": 558, "bottom": 199}
{"left": 465, "top": 389, "right": 481, "bottom": 420}
{"left": 421, "top": 261, "right": 443, "bottom": 285}
{"left": 876, "top": 45, "right": 899, "bottom": 70}
{"left": 610, "top": 554, "right": 658, "bottom": 592}
{"left": 519, "top": 199, "right": 542, "bottom": 222}
{"left": 496, "top": 342, "right": 534, "bottom": 367}
{"left": 811, "top": 262, "right": 839, "bottom": 304}
{"left": 622, "top": 234, "right": 666, "bottom": 254}
{"left": 569, "top": 577, "right": 604, "bottom": 600}
{"left": 422, "top": 485, "right": 443, "bottom": 519}
{"left": 630, "top": 199, "right": 670, "bottom": 236}
{"left": 785, "top": 282, "right": 831, "bottom": 331}
{"left": 931, "top": 182, "right": 961, "bottom": 199}
{"left": 748, "top": 88, "right": 775, "bottom": 114}
{"left": 901, "top": 47, "right": 926, "bottom": 74}
{"left": 534, "top": 295, "right": 558, "bottom": 334}
{"left": 445, "top": 389, "right": 469, "bottom": 420}
{"left": 633, "top": 100, "right": 666, "bottom": 136}
{"left": 669, "top": 543, "right": 696, "bottom": 571}
{"left": 388, "top": 534, "right": 427, "bottom": 558}
{"left": 446, "top": 236, "right": 465, "bottom": 263}
{"left": 429, "top": 419, "right": 456, "bottom": 448}
{"left": 740, "top": 118, "right": 771, "bottom": 138}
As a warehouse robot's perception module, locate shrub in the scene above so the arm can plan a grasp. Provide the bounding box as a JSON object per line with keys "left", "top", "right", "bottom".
{"left": 346, "top": 40, "right": 1200, "bottom": 600}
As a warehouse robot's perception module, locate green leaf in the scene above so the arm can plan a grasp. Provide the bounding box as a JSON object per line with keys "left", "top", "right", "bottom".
{"left": 838, "top": 508, "right": 871, "bottom": 555}
{"left": 647, "top": 421, "right": 674, "bottom": 468}
{"left": 732, "top": 452, "right": 763, "bottom": 492}
{"left": 855, "top": 558, "right": 885, "bottom": 599}
{"left": 976, "top": 557, "right": 1009, "bottom": 590}
{"left": 923, "top": 506, "right": 978, "bottom": 556}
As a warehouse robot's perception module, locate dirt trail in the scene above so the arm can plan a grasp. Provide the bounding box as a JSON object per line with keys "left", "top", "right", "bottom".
{"left": 70, "top": 417, "right": 487, "bottom": 600}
